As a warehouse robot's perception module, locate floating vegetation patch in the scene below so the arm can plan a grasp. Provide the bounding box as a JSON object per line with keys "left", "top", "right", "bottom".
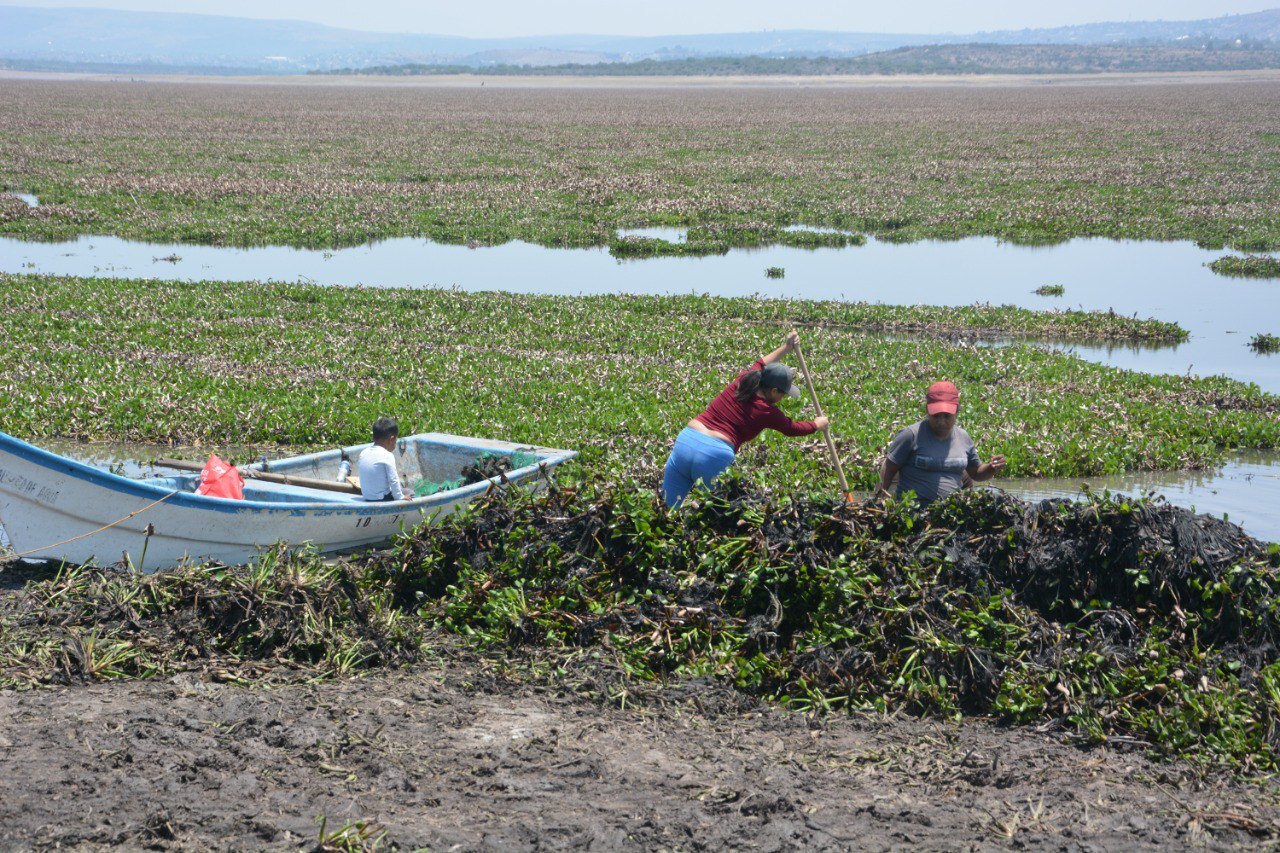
{"left": 1209, "top": 255, "right": 1280, "bottom": 279}
{"left": 370, "top": 481, "right": 1280, "bottom": 771}
{"left": 1035, "top": 283, "right": 1065, "bottom": 296}
{"left": 604, "top": 224, "right": 856, "bottom": 258}
{"left": 776, "top": 230, "right": 865, "bottom": 250}
{"left": 1250, "top": 334, "right": 1280, "bottom": 354}
{"left": 765, "top": 266, "right": 785, "bottom": 279}
{"left": 3, "top": 81, "right": 1278, "bottom": 249}
{"left": 6, "top": 272, "right": 1276, "bottom": 491}
{"left": 1229, "top": 236, "right": 1280, "bottom": 254}
{"left": 608, "top": 235, "right": 727, "bottom": 259}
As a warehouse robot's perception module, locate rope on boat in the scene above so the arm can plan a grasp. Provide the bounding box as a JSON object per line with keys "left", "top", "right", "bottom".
{"left": 1, "top": 489, "right": 181, "bottom": 560}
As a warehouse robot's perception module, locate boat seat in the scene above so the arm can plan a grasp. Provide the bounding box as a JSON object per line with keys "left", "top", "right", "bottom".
{"left": 241, "top": 479, "right": 370, "bottom": 504}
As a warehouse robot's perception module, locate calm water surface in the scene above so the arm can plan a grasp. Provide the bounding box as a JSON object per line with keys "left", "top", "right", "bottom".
{"left": 2, "top": 227, "right": 1276, "bottom": 390}
{"left": 997, "top": 449, "right": 1280, "bottom": 544}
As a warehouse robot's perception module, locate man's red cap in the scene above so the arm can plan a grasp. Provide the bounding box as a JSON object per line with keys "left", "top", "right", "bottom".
{"left": 926, "top": 381, "right": 959, "bottom": 415}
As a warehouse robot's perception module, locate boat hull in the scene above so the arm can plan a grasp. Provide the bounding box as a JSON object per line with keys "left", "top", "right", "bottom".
{"left": 0, "top": 432, "right": 576, "bottom": 570}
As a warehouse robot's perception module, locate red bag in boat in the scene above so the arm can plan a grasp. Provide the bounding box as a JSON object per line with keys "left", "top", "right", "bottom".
{"left": 194, "top": 453, "right": 245, "bottom": 500}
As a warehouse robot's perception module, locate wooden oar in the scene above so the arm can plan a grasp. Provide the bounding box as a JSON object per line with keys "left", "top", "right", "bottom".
{"left": 792, "top": 337, "right": 855, "bottom": 504}
{"left": 155, "top": 457, "right": 363, "bottom": 496}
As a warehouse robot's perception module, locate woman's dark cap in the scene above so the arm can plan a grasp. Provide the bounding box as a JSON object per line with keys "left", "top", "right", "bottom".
{"left": 760, "top": 363, "right": 800, "bottom": 397}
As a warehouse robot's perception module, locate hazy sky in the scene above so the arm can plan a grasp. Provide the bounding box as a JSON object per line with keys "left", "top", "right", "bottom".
{"left": 7, "top": 1, "right": 1276, "bottom": 38}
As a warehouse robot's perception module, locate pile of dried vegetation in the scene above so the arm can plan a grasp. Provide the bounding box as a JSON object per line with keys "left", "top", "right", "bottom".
{"left": 371, "top": 480, "right": 1280, "bottom": 772}
{"left": 0, "top": 547, "right": 425, "bottom": 685}
{"left": 4, "top": 480, "right": 1278, "bottom": 772}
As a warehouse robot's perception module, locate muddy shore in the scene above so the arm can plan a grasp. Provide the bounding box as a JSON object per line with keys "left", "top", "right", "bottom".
{"left": 1, "top": 646, "right": 1276, "bottom": 851}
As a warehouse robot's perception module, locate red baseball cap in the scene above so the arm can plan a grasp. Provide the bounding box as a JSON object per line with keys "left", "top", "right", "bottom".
{"left": 926, "top": 381, "right": 959, "bottom": 415}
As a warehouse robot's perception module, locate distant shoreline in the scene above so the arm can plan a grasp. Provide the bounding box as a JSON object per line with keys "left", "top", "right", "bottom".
{"left": 4, "top": 68, "right": 1280, "bottom": 88}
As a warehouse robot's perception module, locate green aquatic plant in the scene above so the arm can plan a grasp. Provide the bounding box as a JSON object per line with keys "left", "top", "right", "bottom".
{"left": 4, "top": 272, "right": 1275, "bottom": 493}
{"left": 0, "top": 546, "right": 424, "bottom": 685}
{"left": 776, "top": 229, "right": 865, "bottom": 250}
{"left": 373, "top": 480, "right": 1280, "bottom": 771}
{"left": 1035, "top": 284, "right": 1065, "bottom": 296}
{"left": 315, "top": 816, "right": 388, "bottom": 853}
{"left": 1, "top": 80, "right": 1278, "bottom": 250}
{"left": 765, "top": 267, "right": 785, "bottom": 279}
{"left": 1249, "top": 333, "right": 1280, "bottom": 354}
{"left": 608, "top": 236, "right": 725, "bottom": 259}
{"left": 1210, "top": 256, "right": 1280, "bottom": 279}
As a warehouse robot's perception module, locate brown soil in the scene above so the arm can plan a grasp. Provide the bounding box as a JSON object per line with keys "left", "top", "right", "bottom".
{"left": 1, "top": 648, "right": 1276, "bottom": 851}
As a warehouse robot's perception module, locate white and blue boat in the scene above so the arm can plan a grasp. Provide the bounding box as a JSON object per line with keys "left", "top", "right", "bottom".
{"left": 0, "top": 431, "right": 576, "bottom": 570}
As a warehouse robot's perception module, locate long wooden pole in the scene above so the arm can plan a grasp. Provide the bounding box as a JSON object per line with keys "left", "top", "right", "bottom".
{"left": 792, "top": 337, "right": 854, "bottom": 503}
{"left": 155, "top": 457, "right": 363, "bottom": 496}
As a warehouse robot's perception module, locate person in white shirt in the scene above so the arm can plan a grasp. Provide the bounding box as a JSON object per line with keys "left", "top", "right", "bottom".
{"left": 358, "top": 417, "right": 411, "bottom": 502}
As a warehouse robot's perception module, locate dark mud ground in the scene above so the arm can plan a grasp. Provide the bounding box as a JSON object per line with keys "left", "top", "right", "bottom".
{"left": 2, "top": 644, "right": 1277, "bottom": 851}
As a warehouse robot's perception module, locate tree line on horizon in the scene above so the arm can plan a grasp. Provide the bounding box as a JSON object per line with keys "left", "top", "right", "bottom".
{"left": 323, "top": 41, "right": 1280, "bottom": 78}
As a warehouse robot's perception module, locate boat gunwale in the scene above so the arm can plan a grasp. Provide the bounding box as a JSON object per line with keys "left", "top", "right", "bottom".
{"left": 0, "top": 431, "right": 577, "bottom": 517}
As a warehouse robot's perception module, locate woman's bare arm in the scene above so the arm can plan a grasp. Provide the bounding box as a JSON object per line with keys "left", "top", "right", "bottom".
{"left": 761, "top": 330, "right": 799, "bottom": 366}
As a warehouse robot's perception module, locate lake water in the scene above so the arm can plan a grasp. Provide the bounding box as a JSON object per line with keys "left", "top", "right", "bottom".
{"left": 997, "top": 449, "right": 1280, "bottom": 543}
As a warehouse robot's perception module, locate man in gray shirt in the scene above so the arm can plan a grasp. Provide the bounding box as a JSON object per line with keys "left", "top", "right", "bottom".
{"left": 875, "top": 381, "right": 1006, "bottom": 505}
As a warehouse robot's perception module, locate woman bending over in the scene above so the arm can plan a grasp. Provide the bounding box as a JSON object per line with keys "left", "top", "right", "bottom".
{"left": 662, "top": 331, "right": 828, "bottom": 507}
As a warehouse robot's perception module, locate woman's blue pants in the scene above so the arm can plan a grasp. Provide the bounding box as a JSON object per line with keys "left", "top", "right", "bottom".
{"left": 662, "top": 427, "right": 736, "bottom": 507}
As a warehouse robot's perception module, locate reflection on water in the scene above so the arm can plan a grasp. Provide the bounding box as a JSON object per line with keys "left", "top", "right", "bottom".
{"left": 616, "top": 227, "right": 686, "bottom": 242}
{"left": 887, "top": 331, "right": 1191, "bottom": 358}
{"left": 781, "top": 225, "right": 851, "bottom": 235}
{"left": 1, "top": 233, "right": 1278, "bottom": 391}
{"left": 997, "top": 449, "right": 1280, "bottom": 544}
{"left": 618, "top": 224, "right": 857, "bottom": 244}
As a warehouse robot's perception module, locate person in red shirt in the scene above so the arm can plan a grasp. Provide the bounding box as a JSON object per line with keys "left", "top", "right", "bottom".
{"left": 662, "top": 331, "right": 828, "bottom": 507}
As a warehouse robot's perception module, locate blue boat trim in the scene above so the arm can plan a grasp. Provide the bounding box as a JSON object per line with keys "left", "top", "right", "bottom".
{"left": 0, "top": 431, "right": 576, "bottom": 519}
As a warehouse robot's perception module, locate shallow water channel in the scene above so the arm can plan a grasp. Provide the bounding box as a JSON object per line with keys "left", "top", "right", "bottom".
{"left": 2, "top": 213, "right": 1278, "bottom": 545}
{"left": 997, "top": 449, "right": 1280, "bottom": 543}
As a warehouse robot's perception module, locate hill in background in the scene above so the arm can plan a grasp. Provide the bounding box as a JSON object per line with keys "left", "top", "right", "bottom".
{"left": 0, "top": 5, "right": 1278, "bottom": 75}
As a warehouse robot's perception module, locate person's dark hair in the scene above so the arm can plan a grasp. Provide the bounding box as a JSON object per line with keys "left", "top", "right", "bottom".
{"left": 372, "top": 416, "right": 399, "bottom": 442}
{"left": 735, "top": 370, "right": 763, "bottom": 403}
